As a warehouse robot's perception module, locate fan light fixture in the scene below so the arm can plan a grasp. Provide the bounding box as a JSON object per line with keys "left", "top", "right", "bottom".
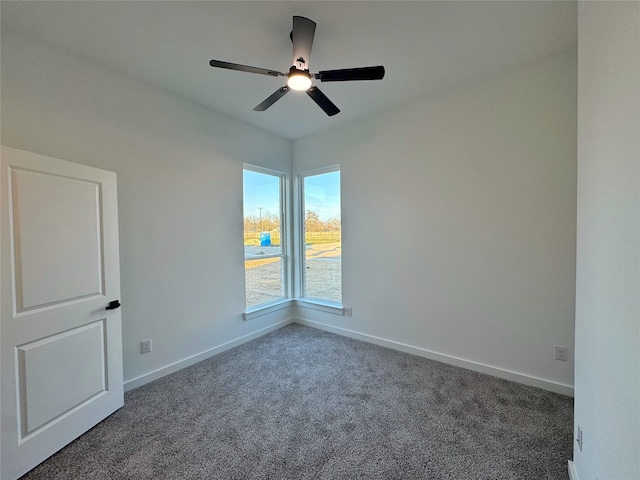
{"left": 287, "top": 67, "right": 312, "bottom": 91}
{"left": 209, "top": 16, "right": 385, "bottom": 116}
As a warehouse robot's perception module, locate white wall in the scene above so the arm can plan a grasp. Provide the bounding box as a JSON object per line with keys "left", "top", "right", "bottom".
{"left": 293, "top": 50, "right": 577, "bottom": 394}
{"left": 573, "top": 2, "right": 640, "bottom": 479}
{"left": 1, "top": 31, "right": 293, "bottom": 387}
{"left": 1, "top": 30, "right": 579, "bottom": 397}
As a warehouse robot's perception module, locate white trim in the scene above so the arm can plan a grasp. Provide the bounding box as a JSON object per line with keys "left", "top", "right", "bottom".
{"left": 243, "top": 164, "right": 290, "bottom": 309}
{"left": 244, "top": 299, "right": 292, "bottom": 320}
{"left": 293, "top": 318, "right": 575, "bottom": 397}
{"left": 242, "top": 163, "right": 287, "bottom": 178}
{"left": 568, "top": 460, "right": 579, "bottom": 480}
{"left": 297, "top": 164, "right": 341, "bottom": 178}
{"left": 294, "top": 299, "right": 344, "bottom": 315}
{"left": 123, "top": 314, "right": 575, "bottom": 396}
{"left": 296, "top": 165, "right": 342, "bottom": 303}
{"left": 245, "top": 253, "right": 283, "bottom": 261}
{"left": 124, "top": 318, "right": 293, "bottom": 392}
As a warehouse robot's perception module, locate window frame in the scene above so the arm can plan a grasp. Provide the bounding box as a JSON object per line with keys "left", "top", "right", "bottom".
{"left": 295, "top": 165, "right": 342, "bottom": 308}
{"left": 242, "top": 164, "right": 291, "bottom": 314}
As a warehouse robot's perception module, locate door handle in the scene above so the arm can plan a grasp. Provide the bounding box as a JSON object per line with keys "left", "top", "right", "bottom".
{"left": 106, "top": 300, "right": 121, "bottom": 310}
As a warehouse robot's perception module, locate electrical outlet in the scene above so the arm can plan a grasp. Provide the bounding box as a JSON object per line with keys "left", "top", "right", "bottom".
{"left": 344, "top": 307, "right": 352, "bottom": 317}
{"left": 141, "top": 339, "right": 152, "bottom": 354}
{"left": 554, "top": 345, "right": 568, "bottom": 362}
{"left": 577, "top": 425, "right": 583, "bottom": 452}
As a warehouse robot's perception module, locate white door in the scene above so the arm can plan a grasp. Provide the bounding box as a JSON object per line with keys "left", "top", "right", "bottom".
{"left": 0, "top": 146, "right": 124, "bottom": 480}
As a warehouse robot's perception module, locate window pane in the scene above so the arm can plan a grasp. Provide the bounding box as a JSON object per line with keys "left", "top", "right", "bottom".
{"left": 243, "top": 169, "right": 284, "bottom": 308}
{"left": 303, "top": 170, "right": 341, "bottom": 303}
{"left": 245, "top": 258, "right": 283, "bottom": 308}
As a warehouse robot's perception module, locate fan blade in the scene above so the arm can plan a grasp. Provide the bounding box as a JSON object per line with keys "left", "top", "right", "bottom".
{"left": 315, "top": 66, "right": 385, "bottom": 82}
{"left": 306, "top": 86, "right": 340, "bottom": 116}
{"left": 253, "top": 86, "right": 290, "bottom": 111}
{"left": 291, "top": 16, "right": 316, "bottom": 70}
{"left": 209, "top": 59, "right": 286, "bottom": 77}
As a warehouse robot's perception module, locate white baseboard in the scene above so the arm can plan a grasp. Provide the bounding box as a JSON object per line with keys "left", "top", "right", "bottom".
{"left": 124, "top": 318, "right": 294, "bottom": 392}
{"left": 123, "top": 315, "right": 574, "bottom": 397}
{"left": 568, "top": 460, "right": 578, "bottom": 480}
{"left": 293, "top": 318, "right": 574, "bottom": 397}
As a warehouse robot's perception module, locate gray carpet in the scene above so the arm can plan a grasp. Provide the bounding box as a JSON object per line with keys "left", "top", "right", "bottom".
{"left": 21, "top": 324, "right": 573, "bottom": 479}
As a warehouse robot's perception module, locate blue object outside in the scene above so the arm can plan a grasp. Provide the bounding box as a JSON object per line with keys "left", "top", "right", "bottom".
{"left": 260, "top": 232, "right": 271, "bottom": 247}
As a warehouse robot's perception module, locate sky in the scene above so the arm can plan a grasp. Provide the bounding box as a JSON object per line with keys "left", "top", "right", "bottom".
{"left": 303, "top": 171, "right": 341, "bottom": 220}
{"left": 243, "top": 169, "right": 340, "bottom": 221}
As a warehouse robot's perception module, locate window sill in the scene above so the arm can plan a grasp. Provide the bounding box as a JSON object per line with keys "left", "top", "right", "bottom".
{"left": 294, "top": 299, "right": 345, "bottom": 316}
{"left": 243, "top": 299, "right": 292, "bottom": 321}
{"left": 244, "top": 298, "right": 345, "bottom": 320}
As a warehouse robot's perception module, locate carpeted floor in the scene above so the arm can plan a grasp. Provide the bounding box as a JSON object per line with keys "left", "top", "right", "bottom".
{"left": 21, "top": 324, "right": 573, "bottom": 479}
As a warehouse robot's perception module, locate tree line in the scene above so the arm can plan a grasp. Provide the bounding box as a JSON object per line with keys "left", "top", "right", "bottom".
{"left": 244, "top": 210, "right": 340, "bottom": 233}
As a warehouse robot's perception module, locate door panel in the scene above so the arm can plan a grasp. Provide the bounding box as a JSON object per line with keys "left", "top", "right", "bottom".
{"left": 1, "top": 146, "right": 123, "bottom": 480}
{"left": 18, "top": 320, "right": 107, "bottom": 437}
{"left": 12, "top": 168, "right": 104, "bottom": 311}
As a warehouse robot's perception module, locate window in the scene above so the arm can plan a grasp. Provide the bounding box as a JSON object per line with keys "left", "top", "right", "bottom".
{"left": 300, "top": 168, "right": 341, "bottom": 304}
{"left": 243, "top": 167, "right": 287, "bottom": 309}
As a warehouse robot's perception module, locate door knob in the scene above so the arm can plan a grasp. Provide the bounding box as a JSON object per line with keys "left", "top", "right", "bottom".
{"left": 106, "top": 300, "right": 121, "bottom": 310}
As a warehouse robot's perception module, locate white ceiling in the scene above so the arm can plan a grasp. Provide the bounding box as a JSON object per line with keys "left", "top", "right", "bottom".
{"left": 1, "top": 1, "right": 577, "bottom": 140}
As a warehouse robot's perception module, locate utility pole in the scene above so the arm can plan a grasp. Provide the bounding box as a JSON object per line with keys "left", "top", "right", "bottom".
{"left": 257, "top": 207, "right": 263, "bottom": 232}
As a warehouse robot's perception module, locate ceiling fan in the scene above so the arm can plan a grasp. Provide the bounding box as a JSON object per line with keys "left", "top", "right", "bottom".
{"left": 209, "top": 16, "right": 385, "bottom": 116}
